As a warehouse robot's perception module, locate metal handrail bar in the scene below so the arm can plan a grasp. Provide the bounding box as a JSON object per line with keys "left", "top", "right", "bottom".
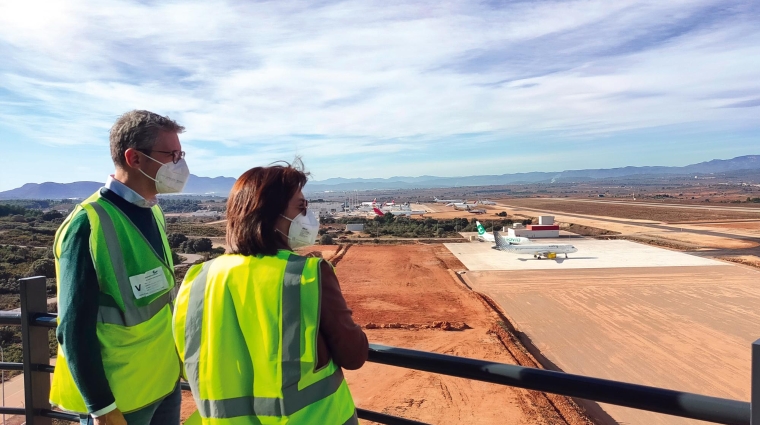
{"left": 0, "top": 312, "right": 21, "bottom": 326}
{"left": 369, "top": 344, "right": 750, "bottom": 425}
{"left": 0, "top": 362, "right": 55, "bottom": 374}
{"left": 0, "top": 407, "right": 25, "bottom": 416}
{"left": 0, "top": 362, "right": 22, "bottom": 371}
{"left": 356, "top": 409, "right": 430, "bottom": 425}
{"left": 2, "top": 291, "right": 756, "bottom": 425}
{"left": 32, "top": 313, "right": 57, "bottom": 328}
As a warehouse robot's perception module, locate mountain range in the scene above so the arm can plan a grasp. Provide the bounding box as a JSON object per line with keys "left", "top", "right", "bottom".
{"left": 1, "top": 155, "right": 758, "bottom": 200}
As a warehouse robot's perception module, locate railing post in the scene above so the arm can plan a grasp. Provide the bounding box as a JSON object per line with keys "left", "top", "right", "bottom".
{"left": 753, "top": 339, "right": 760, "bottom": 425}
{"left": 20, "top": 276, "right": 52, "bottom": 425}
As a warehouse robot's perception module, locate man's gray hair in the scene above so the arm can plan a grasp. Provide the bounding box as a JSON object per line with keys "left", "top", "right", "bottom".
{"left": 110, "top": 110, "right": 185, "bottom": 168}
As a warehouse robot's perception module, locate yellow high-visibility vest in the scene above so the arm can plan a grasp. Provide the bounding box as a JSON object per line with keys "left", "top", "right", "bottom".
{"left": 174, "top": 251, "right": 358, "bottom": 424}
{"left": 50, "top": 191, "right": 180, "bottom": 413}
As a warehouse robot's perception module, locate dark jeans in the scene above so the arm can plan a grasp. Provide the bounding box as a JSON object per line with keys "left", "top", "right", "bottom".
{"left": 80, "top": 383, "right": 181, "bottom": 425}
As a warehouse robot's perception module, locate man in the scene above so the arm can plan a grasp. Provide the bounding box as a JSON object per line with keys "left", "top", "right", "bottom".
{"left": 50, "top": 110, "right": 190, "bottom": 425}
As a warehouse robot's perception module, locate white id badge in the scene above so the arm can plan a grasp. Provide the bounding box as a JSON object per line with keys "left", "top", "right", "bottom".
{"left": 129, "top": 267, "right": 170, "bottom": 299}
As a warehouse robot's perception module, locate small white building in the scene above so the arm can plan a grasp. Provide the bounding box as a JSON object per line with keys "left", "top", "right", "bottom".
{"left": 346, "top": 223, "right": 365, "bottom": 232}
{"left": 538, "top": 216, "right": 555, "bottom": 225}
{"left": 508, "top": 223, "right": 560, "bottom": 238}
{"left": 311, "top": 202, "right": 344, "bottom": 218}
{"left": 191, "top": 210, "right": 221, "bottom": 217}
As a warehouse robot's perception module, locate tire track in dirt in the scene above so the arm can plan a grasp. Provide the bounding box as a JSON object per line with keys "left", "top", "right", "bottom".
{"left": 476, "top": 292, "right": 597, "bottom": 425}
{"left": 434, "top": 248, "right": 594, "bottom": 424}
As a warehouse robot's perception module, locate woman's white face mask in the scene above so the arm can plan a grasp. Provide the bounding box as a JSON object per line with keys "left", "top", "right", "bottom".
{"left": 138, "top": 153, "right": 190, "bottom": 194}
{"left": 278, "top": 209, "right": 319, "bottom": 248}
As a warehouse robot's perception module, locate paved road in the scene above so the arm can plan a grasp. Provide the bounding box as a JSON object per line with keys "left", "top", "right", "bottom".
{"left": 179, "top": 253, "right": 203, "bottom": 265}
{"left": 498, "top": 203, "right": 760, "bottom": 243}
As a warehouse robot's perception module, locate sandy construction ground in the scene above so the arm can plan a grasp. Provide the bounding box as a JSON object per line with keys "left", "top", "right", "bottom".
{"left": 445, "top": 239, "right": 722, "bottom": 271}
{"left": 460, "top": 265, "right": 759, "bottom": 425}
{"left": 335, "top": 244, "right": 591, "bottom": 425}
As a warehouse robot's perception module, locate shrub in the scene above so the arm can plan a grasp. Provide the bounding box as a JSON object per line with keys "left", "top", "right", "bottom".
{"left": 192, "top": 238, "right": 213, "bottom": 252}
{"left": 29, "top": 258, "right": 56, "bottom": 278}
{"left": 171, "top": 249, "right": 184, "bottom": 265}
{"left": 41, "top": 210, "right": 63, "bottom": 221}
{"left": 180, "top": 238, "right": 213, "bottom": 253}
{"left": 167, "top": 233, "right": 188, "bottom": 249}
{"left": 320, "top": 234, "right": 335, "bottom": 245}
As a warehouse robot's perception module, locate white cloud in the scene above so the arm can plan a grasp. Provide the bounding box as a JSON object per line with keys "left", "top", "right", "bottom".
{"left": 0, "top": 0, "right": 758, "bottom": 189}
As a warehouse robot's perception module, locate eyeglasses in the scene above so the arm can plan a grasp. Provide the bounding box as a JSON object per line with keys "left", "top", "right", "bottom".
{"left": 141, "top": 149, "right": 185, "bottom": 164}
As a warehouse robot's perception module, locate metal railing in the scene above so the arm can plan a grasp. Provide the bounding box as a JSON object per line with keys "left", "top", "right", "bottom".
{"left": 0, "top": 276, "right": 757, "bottom": 425}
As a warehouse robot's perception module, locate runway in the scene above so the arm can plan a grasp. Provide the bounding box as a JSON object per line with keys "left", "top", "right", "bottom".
{"left": 444, "top": 238, "right": 722, "bottom": 271}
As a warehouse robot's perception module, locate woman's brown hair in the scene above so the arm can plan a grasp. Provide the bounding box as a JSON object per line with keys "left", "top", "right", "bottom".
{"left": 226, "top": 160, "right": 309, "bottom": 256}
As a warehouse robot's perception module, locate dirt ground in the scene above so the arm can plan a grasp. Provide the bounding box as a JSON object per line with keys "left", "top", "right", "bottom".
{"left": 494, "top": 201, "right": 759, "bottom": 251}
{"left": 337, "top": 244, "right": 590, "bottom": 425}
{"left": 501, "top": 198, "right": 760, "bottom": 223}
{"left": 691, "top": 220, "right": 760, "bottom": 234}
{"left": 180, "top": 244, "right": 593, "bottom": 424}
{"left": 462, "top": 265, "right": 760, "bottom": 425}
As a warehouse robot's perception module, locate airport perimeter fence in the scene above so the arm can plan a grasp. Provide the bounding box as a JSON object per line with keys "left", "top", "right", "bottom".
{"left": 0, "top": 276, "right": 757, "bottom": 425}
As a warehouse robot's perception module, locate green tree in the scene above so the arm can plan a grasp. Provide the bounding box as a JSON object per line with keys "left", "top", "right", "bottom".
{"left": 192, "top": 238, "right": 213, "bottom": 252}
{"left": 171, "top": 249, "right": 184, "bottom": 265}
{"left": 41, "top": 210, "right": 63, "bottom": 221}
{"left": 29, "top": 259, "right": 56, "bottom": 278}
{"left": 167, "top": 233, "right": 188, "bottom": 249}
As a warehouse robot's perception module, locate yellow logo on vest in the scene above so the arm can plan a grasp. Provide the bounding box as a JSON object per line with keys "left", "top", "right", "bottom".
{"left": 129, "top": 266, "right": 170, "bottom": 299}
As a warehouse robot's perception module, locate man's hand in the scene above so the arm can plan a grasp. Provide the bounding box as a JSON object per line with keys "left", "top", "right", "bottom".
{"left": 94, "top": 409, "right": 127, "bottom": 425}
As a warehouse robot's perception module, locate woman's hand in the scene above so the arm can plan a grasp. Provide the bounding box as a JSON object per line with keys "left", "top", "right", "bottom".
{"left": 94, "top": 409, "right": 127, "bottom": 425}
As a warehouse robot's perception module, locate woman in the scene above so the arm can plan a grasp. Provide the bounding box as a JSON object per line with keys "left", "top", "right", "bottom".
{"left": 174, "top": 161, "right": 367, "bottom": 424}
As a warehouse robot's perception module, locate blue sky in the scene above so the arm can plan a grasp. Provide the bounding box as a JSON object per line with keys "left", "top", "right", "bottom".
{"left": 0, "top": 0, "right": 759, "bottom": 191}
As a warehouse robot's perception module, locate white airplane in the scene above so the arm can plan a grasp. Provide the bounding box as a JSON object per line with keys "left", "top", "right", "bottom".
{"left": 477, "top": 199, "right": 497, "bottom": 205}
{"left": 373, "top": 207, "right": 424, "bottom": 217}
{"left": 450, "top": 202, "right": 486, "bottom": 214}
{"left": 493, "top": 230, "right": 577, "bottom": 259}
{"left": 360, "top": 198, "right": 378, "bottom": 207}
{"left": 447, "top": 201, "right": 469, "bottom": 208}
{"left": 435, "top": 197, "right": 463, "bottom": 203}
{"left": 476, "top": 222, "right": 529, "bottom": 244}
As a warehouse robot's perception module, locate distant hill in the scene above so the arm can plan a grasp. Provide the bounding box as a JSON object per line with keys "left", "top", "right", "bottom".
{"left": 1, "top": 155, "right": 759, "bottom": 200}
{"left": 304, "top": 155, "right": 760, "bottom": 191}
{"left": 0, "top": 181, "right": 103, "bottom": 200}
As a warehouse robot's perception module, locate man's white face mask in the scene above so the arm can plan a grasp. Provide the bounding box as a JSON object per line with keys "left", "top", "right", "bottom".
{"left": 138, "top": 153, "right": 190, "bottom": 194}
{"left": 278, "top": 209, "right": 319, "bottom": 249}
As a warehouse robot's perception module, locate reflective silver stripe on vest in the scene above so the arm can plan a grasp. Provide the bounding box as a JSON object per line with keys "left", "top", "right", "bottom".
{"left": 185, "top": 255, "right": 348, "bottom": 419}
{"left": 184, "top": 260, "right": 214, "bottom": 413}
{"left": 89, "top": 202, "right": 173, "bottom": 327}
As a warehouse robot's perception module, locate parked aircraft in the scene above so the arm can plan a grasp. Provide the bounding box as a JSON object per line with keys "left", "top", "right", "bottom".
{"left": 373, "top": 207, "right": 425, "bottom": 217}
{"left": 493, "top": 231, "right": 577, "bottom": 259}
{"left": 434, "top": 197, "right": 463, "bottom": 203}
{"left": 476, "top": 222, "right": 529, "bottom": 244}
{"left": 477, "top": 199, "right": 497, "bottom": 205}
{"left": 449, "top": 202, "right": 486, "bottom": 214}
{"left": 361, "top": 198, "right": 378, "bottom": 207}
